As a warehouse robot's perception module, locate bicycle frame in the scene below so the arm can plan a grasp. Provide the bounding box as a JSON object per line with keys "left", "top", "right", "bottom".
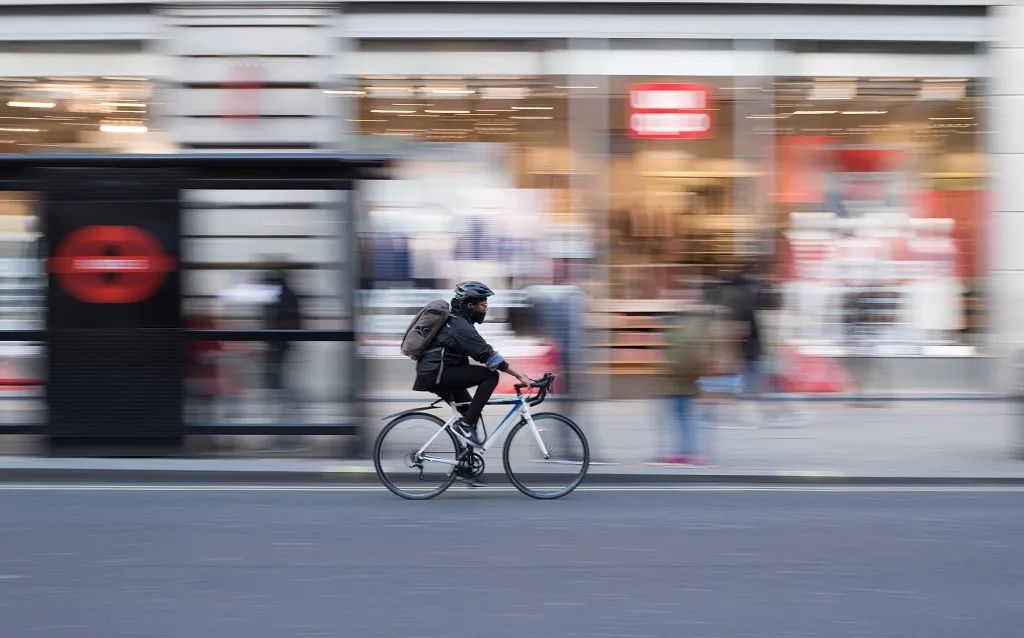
{"left": 414, "top": 395, "right": 551, "bottom": 467}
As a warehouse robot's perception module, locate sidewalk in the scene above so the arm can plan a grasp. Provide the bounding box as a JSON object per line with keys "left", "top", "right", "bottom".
{"left": 0, "top": 400, "right": 1021, "bottom": 483}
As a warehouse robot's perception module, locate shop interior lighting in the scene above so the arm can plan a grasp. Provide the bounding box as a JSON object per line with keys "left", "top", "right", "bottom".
{"left": 919, "top": 84, "right": 966, "bottom": 100}
{"left": 746, "top": 114, "right": 789, "bottom": 119}
{"left": 511, "top": 106, "right": 554, "bottom": 110}
{"left": 480, "top": 87, "right": 529, "bottom": 100}
{"left": 347, "top": 119, "right": 386, "bottom": 122}
{"left": 791, "top": 110, "right": 838, "bottom": 115}
{"left": 101, "top": 102, "right": 146, "bottom": 108}
{"left": 423, "top": 87, "right": 475, "bottom": 95}
{"left": 367, "top": 86, "right": 414, "bottom": 95}
{"left": 0, "top": 127, "right": 40, "bottom": 132}
{"left": 923, "top": 78, "right": 967, "bottom": 83}
{"left": 555, "top": 85, "right": 599, "bottom": 90}
{"left": 7, "top": 100, "right": 56, "bottom": 109}
{"left": 842, "top": 111, "right": 889, "bottom": 115}
{"left": 371, "top": 109, "right": 416, "bottom": 114}
{"left": 424, "top": 109, "right": 470, "bottom": 114}
{"left": 928, "top": 117, "right": 973, "bottom": 121}
{"left": 808, "top": 83, "right": 856, "bottom": 100}
{"left": 323, "top": 90, "right": 366, "bottom": 96}
{"left": 100, "top": 123, "right": 147, "bottom": 133}
{"left": 510, "top": 115, "right": 553, "bottom": 120}
{"left": 398, "top": 113, "right": 440, "bottom": 118}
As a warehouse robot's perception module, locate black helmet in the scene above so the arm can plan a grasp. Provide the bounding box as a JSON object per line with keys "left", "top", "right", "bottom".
{"left": 454, "top": 281, "right": 494, "bottom": 303}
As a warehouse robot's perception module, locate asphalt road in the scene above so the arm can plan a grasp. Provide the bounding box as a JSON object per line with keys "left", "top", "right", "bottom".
{"left": 1, "top": 484, "right": 1022, "bottom": 638}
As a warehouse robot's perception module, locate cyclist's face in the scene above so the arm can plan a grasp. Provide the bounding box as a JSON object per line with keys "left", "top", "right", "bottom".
{"left": 468, "top": 300, "right": 488, "bottom": 323}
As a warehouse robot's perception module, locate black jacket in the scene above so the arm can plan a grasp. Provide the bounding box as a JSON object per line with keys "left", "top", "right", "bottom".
{"left": 412, "top": 313, "right": 508, "bottom": 391}
{"left": 719, "top": 275, "right": 762, "bottom": 362}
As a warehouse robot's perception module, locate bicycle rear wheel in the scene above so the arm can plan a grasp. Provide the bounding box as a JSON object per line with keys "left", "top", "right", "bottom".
{"left": 503, "top": 412, "right": 589, "bottom": 499}
{"left": 374, "top": 413, "right": 460, "bottom": 500}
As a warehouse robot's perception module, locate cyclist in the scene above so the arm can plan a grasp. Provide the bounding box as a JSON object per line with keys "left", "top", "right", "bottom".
{"left": 412, "top": 281, "right": 533, "bottom": 447}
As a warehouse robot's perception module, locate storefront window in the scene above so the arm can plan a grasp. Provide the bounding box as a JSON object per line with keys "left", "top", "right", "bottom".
{"left": 349, "top": 74, "right": 573, "bottom": 288}
{"left": 771, "top": 77, "right": 986, "bottom": 358}
{"left": 0, "top": 191, "right": 43, "bottom": 421}
{"left": 607, "top": 77, "right": 762, "bottom": 299}
{"left": 347, "top": 75, "right": 580, "bottom": 393}
{"left": 0, "top": 77, "right": 165, "bottom": 153}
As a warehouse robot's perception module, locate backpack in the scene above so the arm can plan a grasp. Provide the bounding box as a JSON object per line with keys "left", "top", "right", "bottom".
{"left": 666, "top": 312, "right": 715, "bottom": 382}
{"left": 400, "top": 299, "right": 451, "bottom": 360}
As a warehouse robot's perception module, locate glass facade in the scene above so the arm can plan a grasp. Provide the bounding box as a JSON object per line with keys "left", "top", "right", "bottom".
{"left": 341, "top": 54, "right": 989, "bottom": 394}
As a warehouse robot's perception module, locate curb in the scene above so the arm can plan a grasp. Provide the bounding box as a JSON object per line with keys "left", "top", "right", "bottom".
{"left": 2, "top": 468, "right": 1024, "bottom": 485}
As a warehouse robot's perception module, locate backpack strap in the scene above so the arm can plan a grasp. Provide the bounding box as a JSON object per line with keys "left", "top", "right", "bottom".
{"left": 433, "top": 319, "right": 452, "bottom": 385}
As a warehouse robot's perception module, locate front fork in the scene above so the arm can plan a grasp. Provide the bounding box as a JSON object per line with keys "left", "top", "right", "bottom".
{"left": 521, "top": 410, "right": 551, "bottom": 460}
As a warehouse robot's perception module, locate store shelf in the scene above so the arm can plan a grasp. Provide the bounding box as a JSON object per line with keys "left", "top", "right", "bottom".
{"left": 612, "top": 324, "right": 664, "bottom": 331}
{"left": 590, "top": 298, "right": 678, "bottom": 376}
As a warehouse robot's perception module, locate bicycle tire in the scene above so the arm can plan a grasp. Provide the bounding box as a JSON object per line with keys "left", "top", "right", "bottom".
{"left": 502, "top": 412, "right": 589, "bottom": 499}
{"left": 374, "top": 412, "right": 459, "bottom": 500}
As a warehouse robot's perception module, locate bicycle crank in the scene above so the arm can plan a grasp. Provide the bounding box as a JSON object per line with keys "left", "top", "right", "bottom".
{"left": 456, "top": 452, "right": 485, "bottom": 479}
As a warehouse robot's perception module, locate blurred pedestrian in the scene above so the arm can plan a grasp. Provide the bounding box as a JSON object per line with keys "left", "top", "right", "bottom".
{"left": 715, "top": 264, "right": 803, "bottom": 426}
{"left": 525, "top": 260, "right": 595, "bottom": 460}
{"left": 262, "top": 266, "right": 302, "bottom": 421}
{"left": 660, "top": 278, "right": 721, "bottom": 465}
{"left": 716, "top": 265, "right": 762, "bottom": 396}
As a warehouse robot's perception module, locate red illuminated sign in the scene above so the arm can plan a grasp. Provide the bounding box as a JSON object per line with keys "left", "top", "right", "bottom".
{"left": 49, "top": 225, "right": 175, "bottom": 304}
{"left": 628, "top": 83, "right": 713, "bottom": 139}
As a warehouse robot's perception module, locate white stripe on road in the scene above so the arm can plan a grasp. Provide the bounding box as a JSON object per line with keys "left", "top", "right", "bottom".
{"left": 0, "top": 484, "right": 1022, "bottom": 493}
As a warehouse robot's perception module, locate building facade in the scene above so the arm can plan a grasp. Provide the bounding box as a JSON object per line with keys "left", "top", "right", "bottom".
{"left": 0, "top": 0, "right": 1015, "bottom": 396}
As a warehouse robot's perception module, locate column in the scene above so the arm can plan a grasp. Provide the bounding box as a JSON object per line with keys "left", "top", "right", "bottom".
{"left": 989, "top": 2, "right": 1024, "bottom": 392}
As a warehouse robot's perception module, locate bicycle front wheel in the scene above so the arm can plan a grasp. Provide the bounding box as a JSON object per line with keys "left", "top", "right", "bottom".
{"left": 374, "top": 413, "right": 459, "bottom": 500}
{"left": 503, "top": 412, "right": 589, "bottom": 499}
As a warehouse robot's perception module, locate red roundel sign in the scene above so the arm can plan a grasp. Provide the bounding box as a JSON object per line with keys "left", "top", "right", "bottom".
{"left": 49, "top": 225, "right": 175, "bottom": 304}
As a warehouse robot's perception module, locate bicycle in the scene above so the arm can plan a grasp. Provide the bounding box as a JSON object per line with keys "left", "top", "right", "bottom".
{"left": 373, "top": 373, "right": 589, "bottom": 500}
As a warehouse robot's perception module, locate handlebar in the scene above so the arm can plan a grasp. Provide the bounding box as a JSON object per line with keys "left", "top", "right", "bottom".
{"left": 514, "top": 373, "right": 556, "bottom": 406}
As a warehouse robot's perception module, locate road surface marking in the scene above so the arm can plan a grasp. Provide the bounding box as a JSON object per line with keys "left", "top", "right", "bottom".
{"left": 0, "top": 484, "right": 1023, "bottom": 493}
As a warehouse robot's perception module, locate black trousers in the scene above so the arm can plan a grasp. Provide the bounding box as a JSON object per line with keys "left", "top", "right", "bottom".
{"left": 432, "top": 365, "right": 499, "bottom": 427}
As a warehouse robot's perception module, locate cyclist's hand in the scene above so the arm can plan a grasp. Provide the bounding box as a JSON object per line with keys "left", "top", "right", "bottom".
{"left": 514, "top": 372, "right": 533, "bottom": 387}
